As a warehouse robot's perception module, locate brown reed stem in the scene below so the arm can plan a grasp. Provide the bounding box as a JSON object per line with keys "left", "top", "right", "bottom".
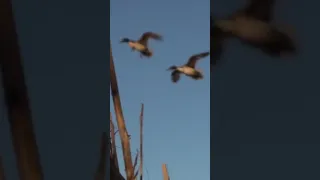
{"left": 162, "top": 164, "right": 170, "bottom": 180}
{"left": 110, "top": 43, "right": 134, "bottom": 180}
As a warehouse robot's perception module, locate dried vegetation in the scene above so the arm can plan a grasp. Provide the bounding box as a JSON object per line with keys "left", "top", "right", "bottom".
{"left": 110, "top": 43, "right": 170, "bottom": 180}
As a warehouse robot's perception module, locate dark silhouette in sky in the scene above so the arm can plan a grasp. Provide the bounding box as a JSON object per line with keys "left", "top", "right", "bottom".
{"left": 0, "top": 0, "right": 110, "bottom": 179}
{"left": 213, "top": 0, "right": 320, "bottom": 179}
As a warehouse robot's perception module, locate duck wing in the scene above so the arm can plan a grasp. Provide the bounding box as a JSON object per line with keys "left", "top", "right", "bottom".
{"left": 138, "top": 32, "right": 163, "bottom": 46}
{"left": 186, "top": 51, "right": 210, "bottom": 68}
{"left": 171, "top": 70, "right": 181, "bottom": 83}
{"left": 233, "top": 0, "right": 275, "bottom": 22}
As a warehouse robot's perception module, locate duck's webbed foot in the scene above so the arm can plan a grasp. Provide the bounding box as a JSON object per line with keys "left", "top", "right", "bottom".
{"left": 131, "top": 48, "right": 135, "bottom": 52}
{"left": 140, "top": 54, "right": 143, "bottom": 59}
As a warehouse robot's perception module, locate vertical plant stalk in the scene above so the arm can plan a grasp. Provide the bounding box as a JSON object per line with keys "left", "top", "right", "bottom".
{"left": 110, "top": 43, "right": 134, "bottom": 180}
{"left": 0, "top": 0, "right": 43, "bottom": 179}
{"left": 0, "top": 156, "right": 6, "bottom": 180}
{"left": 139, "top": 104, "right": 144, "bottom": 180}
{"left": 94, "top": 132, "right": 107, "bottom": 180}
{"left": 110, "top": 113, "right": 119, "bottom": 170}
{"left": 162, "top": 164, "right": 170, "bottom": 180}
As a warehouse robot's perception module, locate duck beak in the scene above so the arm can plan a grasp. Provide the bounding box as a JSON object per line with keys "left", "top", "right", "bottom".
{"left": 119, "top": 38, "right": 127, "bottom": 43}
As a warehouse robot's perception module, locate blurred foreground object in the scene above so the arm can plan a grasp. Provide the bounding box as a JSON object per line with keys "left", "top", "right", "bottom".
{"left": 211, "top": 0, "right": 297, "bottom": 67}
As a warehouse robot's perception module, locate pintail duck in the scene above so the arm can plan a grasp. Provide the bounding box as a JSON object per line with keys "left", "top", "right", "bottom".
{"left": 167, "top": 52, "right": 210, "bottom": 83}
{"left": 212, "top": 0, "right": 297, "bottom": 66}
{"left": 120, "top": 32, "right": 163, "bottom": 58}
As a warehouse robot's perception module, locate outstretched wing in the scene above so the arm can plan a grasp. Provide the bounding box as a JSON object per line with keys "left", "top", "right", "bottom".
{"left": 171, "top": 70, "right": 181, "bottom": 83}
{"left": 138, "top": 32, "right": 163, "bottom": 46}
{"left": 233, "top": 0, "right": 275, "bottom": 22}
{"left": 186, "top": 52, "right": 210, "bottom": 68}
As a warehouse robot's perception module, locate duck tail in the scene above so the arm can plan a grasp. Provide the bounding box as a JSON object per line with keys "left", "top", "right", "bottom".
{"left": 273, "top": 26, "right": 297, "bottom": 54}
{"left": 191, "top": 72, "right": 203, "bottom": 80}
{"left": 198, "top": 71, "right": 204, "bottom": 79}
{"left": 144, "top": 49, "right": 153, "bottom": 57}
{"left": 149, "top": 48, "right": 153, "bottom": 55}
{"left": 148, "top": 50, "right": 153, "bottom": 57}
{"left": 275, "top": 24, "right": 296, "bottom": 39}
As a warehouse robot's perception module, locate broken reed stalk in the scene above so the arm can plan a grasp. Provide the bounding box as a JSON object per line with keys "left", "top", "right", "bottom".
{"left": 139, "top": 104, "right": 144, "bottom": 180}
{"left": 162, "top": 164, "right": 170, "bottom": 180}
{"left": 0, "top": 156, "right": 6, "bottom": 180}
{"left": 110, "top": 113, "right": 119, "bottom": 170}
{"left": 94, "top": 132, "right": 107, "bottom": 180}
{"left": 0, "top": 0, "right": 44, "bottom": 179}
{"left": 110, "top": 43, "right": 134, "bottom": 180}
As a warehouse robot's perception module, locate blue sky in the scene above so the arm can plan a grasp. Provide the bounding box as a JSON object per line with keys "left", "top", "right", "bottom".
{"left": 110, "top": 0, "right": 210, "bottom": 179}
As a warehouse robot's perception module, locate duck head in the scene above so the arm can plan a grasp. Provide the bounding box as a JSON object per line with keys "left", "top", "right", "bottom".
{"left": 167, "top": 66, "right": 177, "bottom": 71}
{"left": 120, "top": 38, "right": 130, "bottom": 43}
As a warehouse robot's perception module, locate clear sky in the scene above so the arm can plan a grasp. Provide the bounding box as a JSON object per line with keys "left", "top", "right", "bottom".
{"left": 110, "top": 0, "right": 210, "bottom": 179}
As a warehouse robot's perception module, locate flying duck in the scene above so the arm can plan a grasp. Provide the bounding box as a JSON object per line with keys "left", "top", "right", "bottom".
{"left": 120, "top": 32, "right": 163, "bottom": 58}
{"left": 212, "top": 0, "right": 297, "bottom": 66}
{"left": 167, "top": 52, "right": 210, "bottom": 83}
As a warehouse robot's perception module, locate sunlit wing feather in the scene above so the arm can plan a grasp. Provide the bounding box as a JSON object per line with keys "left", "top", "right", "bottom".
{"left": 186, "top": 52, "right": 210, "bottom": 68}
{"left": 138, "top": 32, "right": 163, "bottom": 46}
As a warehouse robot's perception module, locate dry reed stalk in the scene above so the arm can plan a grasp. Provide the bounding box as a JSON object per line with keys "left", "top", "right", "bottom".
{"left": 0, "top": 0, "right": 43, "bottom": 179}
{"left": 139, "top": 104, "right": 144, "bottom": 180}
{"left": 162, "top": 164, "right": 170, "bottom": 180}
{"left": 94, "top": 132, "right": 107, "bottom": 180}
{"left": 0, "top": 156, "right": 6, "bottom": 180}
{"left": 110, "top": 43, "right": 134, "bottom": 180}
{"left": 110, "top": 113, "right": 119, "bottom": 170}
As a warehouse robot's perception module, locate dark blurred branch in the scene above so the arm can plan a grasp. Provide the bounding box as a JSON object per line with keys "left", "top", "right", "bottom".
{"left": 0, "top": 0, "right": 43, "bottom": 179}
